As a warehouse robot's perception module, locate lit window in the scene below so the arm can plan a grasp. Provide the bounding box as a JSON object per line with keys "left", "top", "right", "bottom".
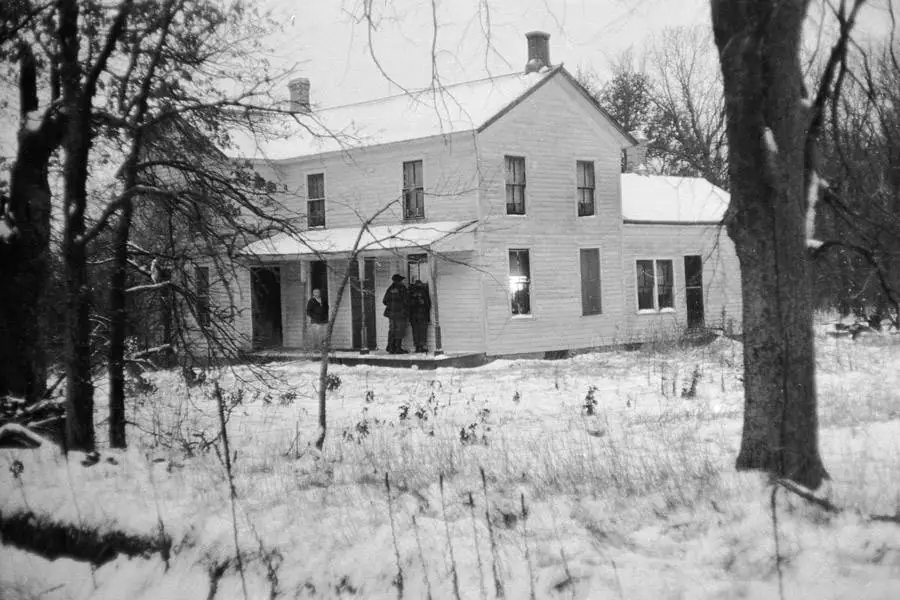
{"left": 403, "top": 160, "right": 425, "bottom": 219}
{"left": 636, "top": 259, "right": 675, "bottom": 311}
{"left": 505, "top": 156, "right": 526, "bottom": 215}
{"left": 508, "top": 249, "right": 531, "bottom": 315}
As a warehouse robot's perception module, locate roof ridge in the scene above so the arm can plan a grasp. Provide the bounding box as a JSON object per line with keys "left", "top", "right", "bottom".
{"left": 316, "top": 71, "right": 527, "bottom": 112}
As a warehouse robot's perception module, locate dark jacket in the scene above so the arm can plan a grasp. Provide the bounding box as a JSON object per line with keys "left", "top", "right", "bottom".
{"left": 382, "top": 283, "right": 409, "bottom": 319}
{"left": 408, "top": 282, "right": 432, "bottom": 321}
{"left": 306, "top": 297, "right": 329, "bottom": 324}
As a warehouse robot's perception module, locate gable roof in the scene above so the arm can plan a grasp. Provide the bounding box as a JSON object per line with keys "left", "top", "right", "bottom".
{"left": 621, "top": 174, "right": 729, "bottom": 224}
{"left": 231, "top": 66, "right": 636, "bottom": 162}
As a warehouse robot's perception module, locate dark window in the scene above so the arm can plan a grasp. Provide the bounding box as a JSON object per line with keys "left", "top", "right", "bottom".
{"left": 407, "top": 253, "right": 428, "bottom": 283}
{"left": 656, "top": 259, "right": 674, "bottom": 309}
{"left": 307, "top": 173, "right": 325, "bottom": 228}
{"left": 195, "top": 266, "right": 210, "bottom": 326}
{"left": 509, "top": 249, "right": 531, "bottom": 315}
{"left": 505, "top": 156, "right": 526, "bottom": 215}
{"left": 636, "top": 259, "right": 675, "bottom": 311}
{"left": 636, "top": 260, "right": 655, "bottom": 310}
{"left": 580, "top": 248, "right": 602, "bottom": 315}
{"left": 577, "top": 161, "right": 595, "bottom": 216}
{"left": 403, "top": 160, "right": 425, "bottom": 219}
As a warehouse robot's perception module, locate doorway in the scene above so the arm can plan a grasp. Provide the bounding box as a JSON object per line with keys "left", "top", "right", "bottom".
{"left": 309, "top": 261, "right": 328, "bottom": 307}
{"left": 251, "top": 267, "right": 283, "bottom": 348}
{"left": 350, "top": 257, "right": 377, "bottom": 350}
{"left": 684, "top": 255, "right": 705, "bottom": 329}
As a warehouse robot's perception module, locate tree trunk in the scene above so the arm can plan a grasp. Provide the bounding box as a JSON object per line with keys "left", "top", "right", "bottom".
{"left": 712, "top": 0, "right": 828, "bottom": 488}
{"left": 107, "top": 200, "right": 133, "bottom": 448}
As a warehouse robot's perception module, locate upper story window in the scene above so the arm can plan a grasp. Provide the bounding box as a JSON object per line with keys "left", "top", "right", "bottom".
{"left": 403, "top": 160, "right": 425, "bottom": 220}
{"left": 636, "top": 259, "right": 674, "bottom": 312}
{"left": 307, "top": 173, "right": 325, "bottom": 228}
{"left": 509, "top": 249, "right": 532, "bottom": 316}
{"left": 505, "top": 156, "right": 526, "bottom": 215}
{"left": 577, "top": 161, "right": 595, "bottom": 216}
{"left": 195, "top": 266, "right": 210, "bottom": 326}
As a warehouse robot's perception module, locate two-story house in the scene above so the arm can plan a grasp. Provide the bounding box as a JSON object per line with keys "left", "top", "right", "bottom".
{"left": 219, "top": 32, "right": 741, "bottom": 358}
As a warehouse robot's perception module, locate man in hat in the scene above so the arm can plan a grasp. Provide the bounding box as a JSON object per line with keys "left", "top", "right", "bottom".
{"left": 382, "top": 274, "right": 410, "bottom": 354}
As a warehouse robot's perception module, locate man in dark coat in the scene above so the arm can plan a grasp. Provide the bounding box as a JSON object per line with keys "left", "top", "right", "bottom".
{"left": 408, "top": 279, "right": 432, "bottom": 352}
{"left": 306, "top": 288, "right": 328, "bottom": 349}
{"left": 382, "top": 274, "right": 409, "bottom": 354}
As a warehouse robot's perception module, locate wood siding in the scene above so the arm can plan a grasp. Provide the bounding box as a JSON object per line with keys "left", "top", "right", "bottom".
{"left": 475, "top": 75, "right": 629, "bottom": 354}
{"left": 621, "top": 223, "right": 742, "bottom": 341}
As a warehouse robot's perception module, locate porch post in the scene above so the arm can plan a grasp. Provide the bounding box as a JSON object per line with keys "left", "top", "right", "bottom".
{"left": 357, "top": 255, "right": 369, "bottom": 354}
{"left": 429, "top": 252, "right": 443, "bottom": 355}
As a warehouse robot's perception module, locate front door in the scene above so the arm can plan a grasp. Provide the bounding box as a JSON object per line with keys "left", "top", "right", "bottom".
{"left": 349, "top": 258, "right": 377, "bottom": 349}
{"left": 684, "top": 255, "right": 704, "bottom": 329}
{"left": 251, "top": 266, "right": 283, "bottom": 348}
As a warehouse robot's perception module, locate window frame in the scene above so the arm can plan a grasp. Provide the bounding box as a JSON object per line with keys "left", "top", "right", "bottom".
{"left": 579, "top": 247, "right": 603, "bottom": 316}
{"left": 195, "top": 265, "right": 211, "bottom": 327}
{"left": 576, "top": 160, "right": 596, "bottom": 217}
{"left": 306, "top": 172, "right": 326, "bottom": 228}
{"left": 507, "top": 248, "right": 533, "bottom": 317}
{"left": 504, "top": 155, "right": 527, "bottom": 216}
{"left": 402, "top": 159, "right": 425, "bottom": 220}
{"left": 635, "top": 258, "right": 676, "bottom": 314}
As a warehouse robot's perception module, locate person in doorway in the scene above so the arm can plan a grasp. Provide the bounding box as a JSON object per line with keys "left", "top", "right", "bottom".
{"left": 408, "top": 279, "right": 432, "bottom": 352}
{"left": 382, "top": 274, "right": 409, "bottom": 354}
{"left": 306, "top": 288, "right": 329, "bottom": 350}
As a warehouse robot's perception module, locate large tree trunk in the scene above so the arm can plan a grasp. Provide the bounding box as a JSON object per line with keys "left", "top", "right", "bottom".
{"left": 711, "top": 0, "right": 828, "bottom": 489}
{"left": 107, "top": 201, "right": 133, "bottom": 448}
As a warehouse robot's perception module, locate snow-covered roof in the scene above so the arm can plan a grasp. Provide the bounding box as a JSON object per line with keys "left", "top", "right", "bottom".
{"left": 240, "top": 220, "right": 477, "bottom": 259}
{"left": 621, "top": 174, "right": 729, "bottom": 223}
{"left": 230, "top": 69, "right": 558, "bottom": 161}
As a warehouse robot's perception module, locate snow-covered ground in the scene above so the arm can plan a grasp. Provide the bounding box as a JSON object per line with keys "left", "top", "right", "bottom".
{"left": 2, "top": 329, "right": 900, "bottom": 599}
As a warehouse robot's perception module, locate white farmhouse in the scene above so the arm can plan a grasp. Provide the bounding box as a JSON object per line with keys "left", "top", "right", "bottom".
{"left": 212, "top": 32, "right": 741, "bottom": 361}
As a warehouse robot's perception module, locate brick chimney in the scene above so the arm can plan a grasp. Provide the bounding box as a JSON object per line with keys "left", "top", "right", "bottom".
{"left": 288, "top": 77, "right": 310, "bottom": 113}
{"left": 525, "top": 31, "right": 551, "bottom": 74}
{"left": 624, "top": 131, "right": 649, "bottom": 174}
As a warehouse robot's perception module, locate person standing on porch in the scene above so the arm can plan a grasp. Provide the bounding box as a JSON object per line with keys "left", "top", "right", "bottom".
{"left": 408, "top": 279, "right": 431, "bottom": 353}
{"left": 382, "top": 274, "right": 409, "bottom": 354}
{"left": 306, "top": 288, "right": 329, "bottom": 350}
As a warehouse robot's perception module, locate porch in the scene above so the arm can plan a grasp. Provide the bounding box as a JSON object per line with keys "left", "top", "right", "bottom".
{"left": 252, "top": 348, "right": 489, "bottom": 370}
{"left": 237, "top": 221, "right": 479, "bottom": 356}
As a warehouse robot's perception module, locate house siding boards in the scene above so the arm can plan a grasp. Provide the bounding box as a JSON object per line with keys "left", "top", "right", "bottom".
{"left": 621, "top": 223, "right": 742, "bottom": 339}
{"left": 474, "top": 73, "right": 627, "bottom": 354}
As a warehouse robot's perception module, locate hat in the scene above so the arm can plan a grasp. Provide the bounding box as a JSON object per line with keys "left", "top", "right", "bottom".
{"left": 391, "top": 274, "right": 405, "bottom": 283}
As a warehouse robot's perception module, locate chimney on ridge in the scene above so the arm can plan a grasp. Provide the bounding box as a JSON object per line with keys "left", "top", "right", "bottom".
{"left": 525, "top": 31, "right": 551, "bottom": 74}
{"left": 288, "top": 77, "right": 310, "bottom": 113}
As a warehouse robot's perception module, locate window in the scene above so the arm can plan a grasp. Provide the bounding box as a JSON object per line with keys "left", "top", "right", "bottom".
{"left": 403, "top": 160, "right": 425, "bottom": 219}
{"left": 636, "top": 259, "right": 675, "bottom": 311}
{"left": 505, "top": 156, "right": 526, "bottom": 214}
{"left": 580, "top": 248, "right": 602, "bottom": 315}
{"left": 508, "top": 249, "right": 531, "bottom": 315}
{"left": 577, "top": 161, "right": 595, "bottom": 216}
{"left": 407, "top": 253, "right": 428, "bottom": 284}
{"left": 195, "top": 266, "right": 210, "bottom": 326}
{"left": 307, "top": 173, "right": 325, "bottom": 228}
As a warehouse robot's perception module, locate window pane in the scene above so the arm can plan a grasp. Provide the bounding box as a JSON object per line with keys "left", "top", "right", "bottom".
{"left": 509, "top": 249, "right": 531, "bottom": 315}
{"left": 656, "top": 260, "right": 674, "bottom": 309}
{"left": 578, "top": 189, "right": 594, "bottom": 216}
{"left": 636, "top": 260, "right": 655, "bottom": 310}
{"left": 580, "top": 248, "right": 601, "bottom": 315}
{"left": 308, "top": 199, "right": 325, "bottom": 227}
{"left": 402, "top": 161, "right": 425, "bottom": 219}
{"left": 307, "top": 174, "right": 324, "bottom": 199}
{"left": 195, "top": 266, "right": 210, "bottom": 326}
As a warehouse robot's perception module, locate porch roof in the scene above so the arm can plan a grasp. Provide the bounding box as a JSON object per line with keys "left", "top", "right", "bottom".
{"left": 239, "top": 220, "right": 478, "bottom": 260}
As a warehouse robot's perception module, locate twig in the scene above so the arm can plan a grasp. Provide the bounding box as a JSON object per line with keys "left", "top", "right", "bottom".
{"left": 214, "top": 382, "right": 248, "bottom": 600}
{"left": 439, "top": 475, "right": 461, "bottom": 600}
{"left": 467, "top": 492, "right": 488, "bottom": 600}
{"left": 520, "top": 493, "right": 536, "bottom": 600}
{"left": 411, "top": 515, "right": 434, "bottom": 600}
{"left": 480, "top": 467, "right": 505, "bottom": 599}
{"left": 771, "top": 485, "right": 785, "bottom": 600}
{"left": 384, "top": 473, "right": 405, "bottom": 599}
